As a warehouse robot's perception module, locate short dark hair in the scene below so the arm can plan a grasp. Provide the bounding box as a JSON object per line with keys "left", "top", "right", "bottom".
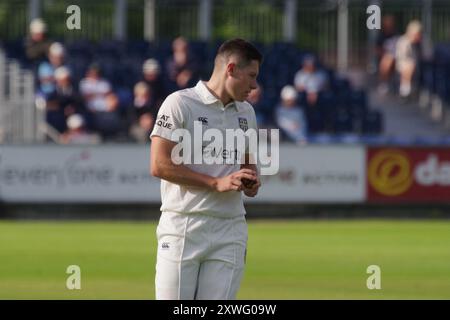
{"left": 216, "top": 38, "right": 263, "bottom": 68}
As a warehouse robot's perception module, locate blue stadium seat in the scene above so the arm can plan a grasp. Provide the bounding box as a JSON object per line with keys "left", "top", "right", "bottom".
{"left": 333, "top": 109, "right": 354, "bottom": 134}
{"left": 126, "top": 40, "right": 150, "bottom": 56}
{"left": 189, "top": 40, "right": 207, "bottom": 62}
{"left": 433, "top": 43, "right": 450, "bottom": 102}
{"left": 350, "top": 89, "right": 367, "bottom": 109}
{"left": 116, "top": 87, "right": 133, "bottom": 110}
{"left": 67, "top": 56, "right": 90, "bottom": 85}
{"left": 316, "top": 91, "right": 334, "bottom": 108}
{"left": 332, "top": 77, "right": 351, "bottom": 93}
{"left": 5, "top": 40, "right": 28, "bottom": 67}
{"left": 306, "top": 109, "right": 326, "bottom": 133}
{"left": 96, "top": 40, "right": 125, "bottom": 59}
{"left": 66, "top": 39, "right": 94, "bottom": 59}
{"left": 296, "top": 91, "right": 307, "bottom": 106}
{"left": 361, "top": 110, "right": 383, "bottom": 134}
{"left": 97, "top": 57, "right": 118, "bottom": 83}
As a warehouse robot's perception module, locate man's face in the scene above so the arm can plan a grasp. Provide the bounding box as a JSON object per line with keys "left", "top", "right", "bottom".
{"left": 49, "top": 54, "right": 64, "bottom": 67}
{"left": 144, "top": 71, "right": 158, "bottom": 82}
{"left": 56, "top": 75, "right": 70, "bottom": 87}
{"left": 87, "top": 69, "right": 100, "bottom": 79}
{"left": 411, "top": 31, "right": 422, "bottom": 44}
{"left": 247, "top": 85, "right": 261, "bottom": 104}
{"left": 303, "top": 60, "right": 315, "bottom": 73}
{"left": 283, "top": 98, "right": 296, "bottom": 107}
{"left": 31, "top": 32, "right": 44, "bottom": 42}
{"left": 382, "top": 16, "right": 395, "bottom": 33}
{"left": 226, "top": 60, "right": 259, "bottom": 102}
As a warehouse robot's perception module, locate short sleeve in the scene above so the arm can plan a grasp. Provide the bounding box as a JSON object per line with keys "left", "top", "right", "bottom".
{"left": 150, "top": 93, "right": 187, "bottom": 142}
{"left": 244, "top": 104, "right": 259, "bottom": 155}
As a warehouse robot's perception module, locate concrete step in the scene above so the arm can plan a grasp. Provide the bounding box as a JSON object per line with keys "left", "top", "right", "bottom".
{"left": 369, "top": 90, "right": 449, "bottom": 139}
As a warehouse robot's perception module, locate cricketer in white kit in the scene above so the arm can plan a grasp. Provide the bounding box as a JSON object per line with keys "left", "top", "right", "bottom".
{"left": 150, "top": 39, "right": 262, "bottom": 300}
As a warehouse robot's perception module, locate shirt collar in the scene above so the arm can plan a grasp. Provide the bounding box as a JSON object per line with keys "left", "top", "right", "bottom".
{"left": 195, "top": 81, "right": 241, "bottom": 112}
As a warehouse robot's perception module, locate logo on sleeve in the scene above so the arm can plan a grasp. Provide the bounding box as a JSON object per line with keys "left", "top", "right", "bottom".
{"left": 238, "top": 117, "right": 248, "bottom": 131}
{"left": 156, "top": 115, "right": 173, "bottom": 129}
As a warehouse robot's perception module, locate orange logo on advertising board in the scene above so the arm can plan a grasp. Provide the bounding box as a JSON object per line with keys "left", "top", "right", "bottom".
{"left": 368, "top": 150, "right": 413, "bottom": 196}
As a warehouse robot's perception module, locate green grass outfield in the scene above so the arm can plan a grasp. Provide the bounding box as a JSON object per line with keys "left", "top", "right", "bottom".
{"left": 0, "top": 220, "right": 449, "bottom": 299}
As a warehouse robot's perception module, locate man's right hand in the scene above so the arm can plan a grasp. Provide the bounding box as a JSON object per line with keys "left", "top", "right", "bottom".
{"left": 214, "top": 169, "right": 257, "bottom": 192}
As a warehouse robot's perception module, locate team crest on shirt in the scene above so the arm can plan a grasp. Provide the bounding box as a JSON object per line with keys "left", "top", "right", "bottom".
{"left": 238, "top": 117, "right": 248, "bottom": 131}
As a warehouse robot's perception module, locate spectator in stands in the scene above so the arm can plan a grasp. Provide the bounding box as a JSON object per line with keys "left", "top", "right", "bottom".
{"left": 275, "top": 85, "right": 308, "bottom": 144}
{"left": 51, "top": 66, "right": 85, "bottom": 118}
{"left": 38, "top": 62, "right": 73, "bottom": 135}
{"left": 128, "top": 82, "right": 157, "bottom": 143}
{"left": 37, "top": 42, "right": 66, "bottom": 97}
{"left": 79, "top": 64, "right": 122, "bottom": 139}
{"left": 60, "top": 114, "right": 101, "bottom": 145}
{"left": 395, "top": 20, "right": 433, "bottom": 98}
{"left": 376, "top": 15, "right": 399, "bottom": 95}
{"left": 294, "top": 55, "right": 328, "bottom": 106}
{"left": 24, "top": 18, "right": 52, "bottom": 65}
{"left": 166, "top": 37, "right": 199, "bottom": 90}
{"left": 80, "top": 63, "right": 112, "bottom": 112}
{"left": 41, "top": 95, "right": 66, "bottom": 134}
{"left": 39, "top": 66, "right": 77, "bottom": 134}
{"left": 142, "top": 58, "right": 166, "bottom": 107}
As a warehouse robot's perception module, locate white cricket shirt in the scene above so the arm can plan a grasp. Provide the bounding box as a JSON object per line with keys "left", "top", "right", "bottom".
{"left": 150, "top": 81, "right": 258, "bottom": 218}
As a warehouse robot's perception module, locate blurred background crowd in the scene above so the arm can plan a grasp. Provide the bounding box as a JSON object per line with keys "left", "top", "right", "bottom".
{"left": 1, "top": 0, "right": 450, "bottom": 145}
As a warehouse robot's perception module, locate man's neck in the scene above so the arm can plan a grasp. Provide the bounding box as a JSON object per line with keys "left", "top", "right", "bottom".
{"left": 205, "top": 78, "right": 233, "bottom": 106}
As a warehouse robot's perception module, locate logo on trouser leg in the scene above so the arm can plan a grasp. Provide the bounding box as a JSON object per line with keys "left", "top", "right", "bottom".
{"left": 161, "top": 242, "right": 170, "bottom": 250}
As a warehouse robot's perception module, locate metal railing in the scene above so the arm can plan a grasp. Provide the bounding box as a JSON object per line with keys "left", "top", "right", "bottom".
{"left": 212, "top": 0, "right": 284, "bottom": 44}
{"left": 0, "top": 50, "right": 44, "bottom": 144}
{"left": 2, "top": 0, "right": 450, "bottom": 68}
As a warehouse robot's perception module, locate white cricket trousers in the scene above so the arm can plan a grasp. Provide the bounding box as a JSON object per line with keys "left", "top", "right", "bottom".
{"left": 155, "top": 211, "right": 248, "bottom": 300}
